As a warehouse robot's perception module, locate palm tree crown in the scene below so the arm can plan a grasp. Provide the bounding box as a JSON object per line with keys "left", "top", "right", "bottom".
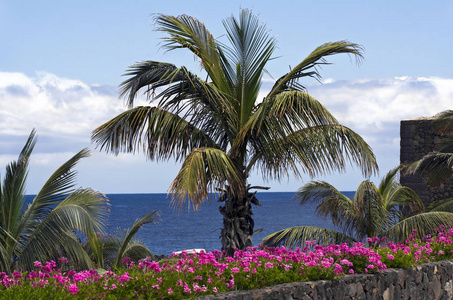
{"left": 262, "top": 166, "right": 453, "bottom": 249}
{"left": 92, "top": 9, "right": 378, "bottom": 255}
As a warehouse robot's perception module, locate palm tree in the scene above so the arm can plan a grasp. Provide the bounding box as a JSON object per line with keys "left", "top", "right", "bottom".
{"left": 408, "top": 110, "right": 453, "bottom": 187}
{"left": 262, "top": 166, "right": 453, "bottom": 248}
{"left": 86, "top": 211, "right": 158, "bottom": 270}
{"left": 0, "top": 130, "right": 108, "bottom": 273}
{"left": 92, "top": 10, "right": 378, "bottom": 255}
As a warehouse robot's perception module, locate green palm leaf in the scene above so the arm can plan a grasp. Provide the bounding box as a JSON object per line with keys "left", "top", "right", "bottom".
{"left": 92, "top": 106, "right": 218, "bottom": 161}
{"left": 170, "top": 148, "right": 242, "bottom": 209}
{"left": 408, "top": 153, "right": 453, "bottom": 187}
{"left": 295, "top": 181, "right": 357, "bottom": 233}
{"left": 221, "top": 9, "right": 276, "bottom": 125}
{"left": 113, "top": 210, "right": 158, "bottom": 268}
{"left": 385, "top": 212, "right": 453, "bottom": 242}
{"left": 267, "top": 41, "right": 364, "bottom": 98}
{"left": 1, "top": 130, "right": 36, "bottom": 237}
{"left": 262, "top": 226, "right": 355, "bottom": 248}
{"left": 248, "top": 124, "right": 377, "bottom": 180}
{"left": 434, "top": 110, "right": 453, "bottom": 135}
{"left": 154, "top": 14, "right": 229, "bottom": 92}
{"left": 17, "top": 148, "right": 91, "bottom": 242}
{"left": 426, "top": 198, "right": 453, "bottom": 212}
{"left": 17, "top": 189, "right": 108, "bottom": 270}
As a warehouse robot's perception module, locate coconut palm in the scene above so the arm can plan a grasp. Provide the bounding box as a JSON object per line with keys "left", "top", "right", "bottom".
{"left": 92, "top": 10, "right": 378, "bottom": 255}
{"left": 0, "top": 130, "right": 109, "bottom": 273}
{"left": 408, "top": 110, "right": 453, "bottom": 187}
{"left": 262, "top": 166, "right": 453, "bottom": 248}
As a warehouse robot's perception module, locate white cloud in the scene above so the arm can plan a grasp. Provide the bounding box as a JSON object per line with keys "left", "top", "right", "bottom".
{"left": 0, "top": 71, "right": 125, "bottom": 139}
{"left": 1, "top": 72, "right": 452, "bottom": 193}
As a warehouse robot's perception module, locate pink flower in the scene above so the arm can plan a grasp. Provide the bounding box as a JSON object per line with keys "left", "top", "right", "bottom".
{"left": 265, "top": 262, "right": 274, "bottom": 269}
{"left": 183, "top": 283, "right": 191, "bottom": 293}
{"left": 387, "top": 255, "right": 395, "bottom": 260}
{"left": 58, "top": 257, "right": 68, "bottom": 264}
{"left": 34, "top": 261, "right": 43, "bottom": 268}
{"left": 231, "top": 267, "right": 240, "bottom": 273}
{"left": 213, "top": 287, "right": 218, "bottom": 293}
{"left": 118, "top": 273, "right": 130, "bottom": 283}
{"left": 68, "top": 284, "right": 78, "bottom": 294}
{"left": 122, "top": 257, "right": 131, "bottom": 265}
{"left": 168, "top": 288, "right": 173, "bottom": 294}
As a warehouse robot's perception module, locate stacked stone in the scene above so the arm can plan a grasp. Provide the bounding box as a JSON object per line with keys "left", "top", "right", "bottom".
{"left": 400, "top": 116, "right": 453, "bottom": 206}
{"left": 197, "top": 260, "right": 453, "bottom": 300}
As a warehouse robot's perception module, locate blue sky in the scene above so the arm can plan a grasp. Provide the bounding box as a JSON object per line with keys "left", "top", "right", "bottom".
{"left": 1, "top": 0, "right": 452, "bottom": 194}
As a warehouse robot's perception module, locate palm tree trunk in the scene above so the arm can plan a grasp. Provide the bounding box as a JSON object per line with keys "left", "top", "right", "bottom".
{"left": 219, "top": 196, "right": 254, "bottom": 256}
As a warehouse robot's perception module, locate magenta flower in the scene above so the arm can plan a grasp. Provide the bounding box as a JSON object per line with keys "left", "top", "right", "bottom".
{"left": 68, "top": 284, "right": 78, "bottom": 294}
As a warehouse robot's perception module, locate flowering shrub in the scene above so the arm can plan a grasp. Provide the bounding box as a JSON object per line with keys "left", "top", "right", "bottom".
{"left": 2, "top": 226, "right": 453, "bottom": 299}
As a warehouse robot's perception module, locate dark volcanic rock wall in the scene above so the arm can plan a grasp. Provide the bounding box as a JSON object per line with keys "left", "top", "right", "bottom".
{"left": 400, "top": 117, "right": 453, "bottom": 206}
{"left": 198, "top": 260, "right": 453, "bottom": 300}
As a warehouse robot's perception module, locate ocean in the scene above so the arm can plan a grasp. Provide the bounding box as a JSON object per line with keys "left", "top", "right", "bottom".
{"left": 105, "top": 192, "right": 354, "bottom": 255}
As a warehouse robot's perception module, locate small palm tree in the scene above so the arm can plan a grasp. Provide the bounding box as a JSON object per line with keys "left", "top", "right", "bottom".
{"left": 408, "top": 110, "right": 453, "bottom": 186}
{"left": 92, "top": 9, "right": 378, "bottom": 255}
{"left": 262, "top": 166, "right": 453, "bottom": 248}
{"left": 86, "top": 211, "right": 158, "bottom": 270}
{"left": 0, "top": 130, "right": 108, "bottom": 273}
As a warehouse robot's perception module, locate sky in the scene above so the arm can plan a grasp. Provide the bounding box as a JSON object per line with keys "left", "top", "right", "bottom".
{"left": 1, "top": 0, "right": 452, "bottom": 195}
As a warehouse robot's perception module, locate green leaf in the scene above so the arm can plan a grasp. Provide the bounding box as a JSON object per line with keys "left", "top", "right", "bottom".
{"left": 113, "top": 211, "right": 158, "bottom": 268}
{"left": 262, "top": 226, "right": 355, "bottom": 248}
{"left": 169, "top": 148, "right": 243, "bottom": 210}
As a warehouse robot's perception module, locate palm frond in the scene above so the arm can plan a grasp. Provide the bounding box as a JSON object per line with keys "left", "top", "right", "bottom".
{"left": 221, "top": 9, "right": 276, "bottom": 125}
{"left": 114, "top": 61, "right": 238, "bottom": 148}
{"left": 169, "top": 148, "right": 243, "bottom": 210}
{"left": 438, "top": 137, "right": 453, "bottom": 153}
{"left": 241, "top": 91, "right": 339, "bottom": 142}
{"left": 154, "top": 14, "right": 229, "bottom": 92}
{"left": 262, "top": 226, "right": 355, "bottom": 249}
{"left": 295, "top": 181, "right": 357, "bottom": 233}
{"left": 353, "top": 180, "right": 389, "bottom": 238}
{"left": 113, "top": 211, "right": 158, "bottom": 268}
{"left": 386, "top": 186, "right": 424, "bottom": 216}
{"left": 1, "top": 130, "right": 36, "bottom": 236}
{"left": 122, "top": 243, "right": 153, "bottom": 261}
{"left": 407, "top": 153, "right": 453, "bottom": 187}
{"left": 426, "top": 198, "right": 453, "bottom": 212}
{"left": 92, "top": 106, "right": 219, "bottom": 161}
{"left": 17, "top": 189, "right": 108, "bottom": 270}
{"left": 0, "top": 242, "right": 10, "bottom": 273}
{"left": 377, "top": 165, "right": 400, "bottom": 200}
{"left": 248, "top": 124, "right": 377, "bottom": 180}
{"left": 267, "top": 41, "right": 364, "bottom": 98}
{"left": 434, "top": 110, "right": 453, "bottom": 135}
{"left": 17, "top": 148, "right": 91, "bottom": 239}
{"left": 385, "top": 212, "right": 453, "bottom": 242}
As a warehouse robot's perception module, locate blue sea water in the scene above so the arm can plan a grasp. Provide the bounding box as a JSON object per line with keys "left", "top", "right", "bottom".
{"left": 105, "top": 192, "right": 354, "bottom": 255}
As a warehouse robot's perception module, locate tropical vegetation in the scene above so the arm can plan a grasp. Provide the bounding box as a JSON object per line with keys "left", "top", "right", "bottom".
{"left": 92, "top": 9, "right": 378, "bottom": 255}
{"left": 0, "top": 130, "right": 157, "bottom": 273}
{"left": 0, "top": 130, "right": 108, "bottom": 273}
{"left": 1, "top": 226, "right": 453, "bottom": 299}
{"left": 408, "top": 110, "right": 453, "bottom": 187}
{"left": 262, "top": 166, "right": 453, "bottom": 248}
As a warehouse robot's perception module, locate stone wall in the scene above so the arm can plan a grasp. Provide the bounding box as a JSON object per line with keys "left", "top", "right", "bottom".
{"left": 400, "top": 117, "right": 453, "bottom": 206}
{"left": 197, "top": 260, "right": 453, "bottom": 300}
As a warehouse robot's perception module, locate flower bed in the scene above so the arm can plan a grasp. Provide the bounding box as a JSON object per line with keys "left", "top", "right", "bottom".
{"left": 1, "top": 227, "right": 453, "bottom": 299}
